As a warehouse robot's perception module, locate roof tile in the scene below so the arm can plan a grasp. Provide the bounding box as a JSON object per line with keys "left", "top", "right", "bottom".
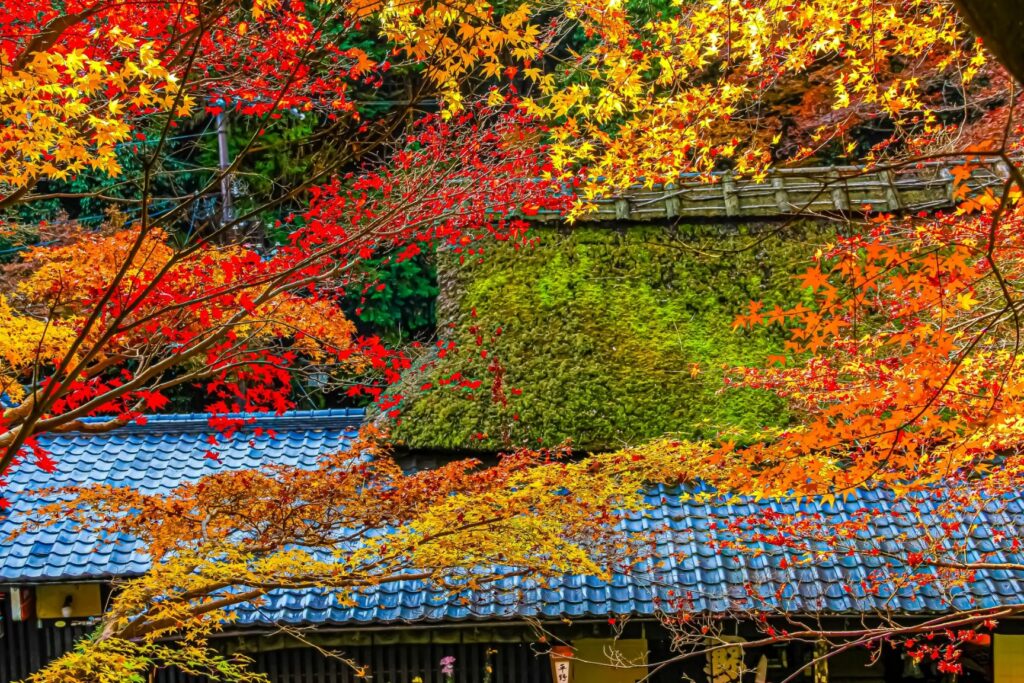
{"left": 3, "top": 409, "right": 1024, "bottom": 625}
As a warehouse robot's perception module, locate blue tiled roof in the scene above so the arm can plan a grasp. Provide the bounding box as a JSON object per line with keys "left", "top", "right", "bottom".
{"left": 2, "top": 411, "right": 1024, "bottom": 626}
{"left": 0, "top": 410, "right": 363, "bottom": 582}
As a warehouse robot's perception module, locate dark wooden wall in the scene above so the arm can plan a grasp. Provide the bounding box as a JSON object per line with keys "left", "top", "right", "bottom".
{"left": 1, "top": 608, "right": 995, "bottom": 683}
{"left": 231, "top": 642, "right": 551, "bottom": 683}
{"left": 0, "top": 612, "right": 553, "bottom": 683}
{"left": 0, "top": 609, "right": 92, "bottom": 682}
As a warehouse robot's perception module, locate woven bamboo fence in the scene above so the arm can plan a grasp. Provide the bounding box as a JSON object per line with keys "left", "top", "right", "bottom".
{"left": 531, "top": 159, "right": 1012, "bottom": 222}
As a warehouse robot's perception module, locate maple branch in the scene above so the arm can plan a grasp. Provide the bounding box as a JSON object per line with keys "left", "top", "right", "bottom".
{"left": 9, "top": 5, "right": 107, "bottom": 72}
{"left": 649, "top": 604, "right": 1023, "bottom": 682}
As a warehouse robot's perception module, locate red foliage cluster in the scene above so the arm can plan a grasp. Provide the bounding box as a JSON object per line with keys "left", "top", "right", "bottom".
{"left": 0, "top": 107, "right": 569, "bottom": 486}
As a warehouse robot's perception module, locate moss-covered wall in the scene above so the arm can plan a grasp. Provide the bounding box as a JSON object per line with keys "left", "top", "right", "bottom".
{"left": 389, "top": 223, "right": 827, "bottom": 452}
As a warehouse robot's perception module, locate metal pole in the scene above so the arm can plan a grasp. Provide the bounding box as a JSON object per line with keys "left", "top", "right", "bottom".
{"left": 216, "top": 112, "right": 234, "bottom": 235}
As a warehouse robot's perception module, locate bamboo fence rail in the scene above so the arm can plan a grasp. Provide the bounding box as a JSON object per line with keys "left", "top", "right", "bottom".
{"left": 532, "top": 160, "right": 1011, "bottom": 222}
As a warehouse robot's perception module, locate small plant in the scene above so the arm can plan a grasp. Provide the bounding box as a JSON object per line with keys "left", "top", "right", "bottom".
{"left": 440, "top": 655, "right": 456, "bottom": 682}
{"left": 482, "top": 649, "right": 497, "bottom": 683}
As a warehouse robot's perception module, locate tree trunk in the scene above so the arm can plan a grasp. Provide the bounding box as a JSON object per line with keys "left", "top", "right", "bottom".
{"left": 954, "top": 0, "right": 1024, "bottom": 84}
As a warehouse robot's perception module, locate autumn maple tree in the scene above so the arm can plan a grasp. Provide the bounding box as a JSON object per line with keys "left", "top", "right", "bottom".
{"left": 5, "top": 0, "right": 1024, "bottom": 678}
{"left": 579, "top": 0, "right": 1024, "bottom": 673}
{"left": 0, "top": 2, "right": 638, "bottom": 676}
{"left": 17, "top": 436, "right": 689, "bottom": 682}
{"left": 0, "top": 0, "right": 576, "bottom": 484}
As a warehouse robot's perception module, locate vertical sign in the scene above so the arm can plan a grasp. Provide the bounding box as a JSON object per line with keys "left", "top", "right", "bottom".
{"left": 550, "top": 645, "right": 574, "bottom": 683}
{"left": 10, "top": 587, "right": 33, "bottom": 621}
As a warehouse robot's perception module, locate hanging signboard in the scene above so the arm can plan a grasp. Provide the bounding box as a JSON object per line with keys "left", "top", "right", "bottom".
{"left": 10, "top": 587, "right": 34, "bottom": 622}
{"left": 550, "top": 645, "right": 574, "bottom": 683}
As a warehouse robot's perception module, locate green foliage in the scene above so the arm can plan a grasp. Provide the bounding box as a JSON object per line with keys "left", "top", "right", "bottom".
{"left": 390, "top": 224, "right": 827, "bottom": 452}
{"left": 195, "top": 115, "right": 317, "bottom": 213}
{"left": 346, "top": 255, "right": 439, "bottom": 343}
{"left": 1, "top": 118, "right": 213, "bottom": 243}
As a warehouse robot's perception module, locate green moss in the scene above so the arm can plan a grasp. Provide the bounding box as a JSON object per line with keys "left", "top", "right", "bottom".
{"left": 389, "top": 224, "right": 829, "bottom": 451}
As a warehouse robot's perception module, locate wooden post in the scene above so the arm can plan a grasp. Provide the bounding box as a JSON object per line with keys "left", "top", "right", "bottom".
{"left": 614, "top": 198, "right": 631, "bottom": 220}
{"left": 722, "top": 173, "right": 739, "bottom": 216}
{"left": 939, "top": 166, "right": 956, "bottom": 205}
{"left": 664, "top": 184, "right": 681, "bottom": 218}
{"left": 828, "top": 170, "right": 850, "bottom": 212}
{"left": 771, "top": 171, "right": 790, "bottom": 213}
{"left": 883, "top": 170, "right": 902, "bottom": 212}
